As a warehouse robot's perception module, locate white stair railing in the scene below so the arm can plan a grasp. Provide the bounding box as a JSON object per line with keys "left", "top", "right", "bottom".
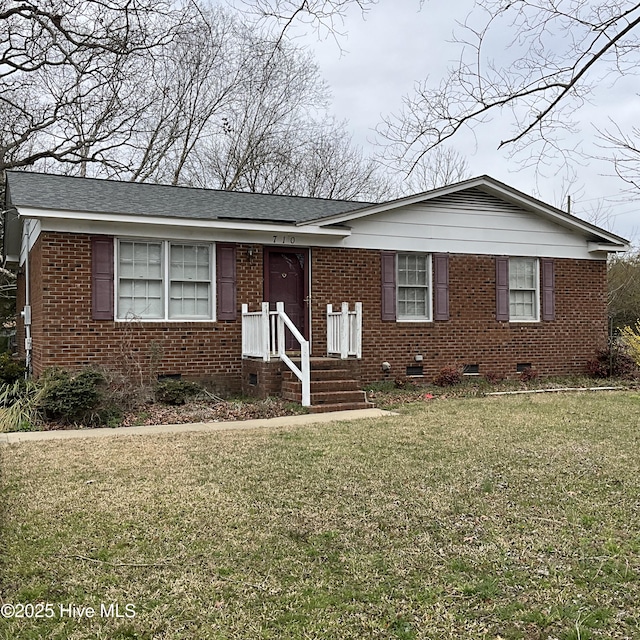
{"left": 327, "top": 302, "right": 362, "bottom": 359}
{"left": 241, "top": 302, "right": 311, "bottom": 407}
{"left": 241, "top": 302, "right": 272, "bottom": 360}
{"left": 275, "top": 302, "right": 310, "bottom": 407}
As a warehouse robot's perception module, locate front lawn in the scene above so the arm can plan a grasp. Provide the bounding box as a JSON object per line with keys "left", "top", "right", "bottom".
{"left": 1, "top": 392, "right": 640, "bottom": 639}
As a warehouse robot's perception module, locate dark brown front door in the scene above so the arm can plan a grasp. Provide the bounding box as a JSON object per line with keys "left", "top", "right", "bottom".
{"left": 265, "top": 248, "right": 308, "bottom": 350}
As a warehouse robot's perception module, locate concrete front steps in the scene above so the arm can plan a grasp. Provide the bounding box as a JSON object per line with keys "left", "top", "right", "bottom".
{"left": 281, "top": 358, "right": 374, "bottom": 413}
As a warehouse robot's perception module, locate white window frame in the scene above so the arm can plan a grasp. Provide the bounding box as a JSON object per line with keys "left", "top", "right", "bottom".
{"left": 396, "top": 253, "right": 432, "bottom": 322}
{"left": 509, "top": 257, "right": 539, "bottom": 322}
{"left": 115, "top": 239, "right": 216, "bottom": 322}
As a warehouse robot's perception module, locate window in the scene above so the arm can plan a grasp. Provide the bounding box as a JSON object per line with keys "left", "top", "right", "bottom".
{"left": 117, "top": 240, "right": 214, "bottom": 320}
{"left": 397, "top": 253, "right": 431, "bottom": 321}
{"left": 509, "top": 257, "right": 538, "bottom": 321}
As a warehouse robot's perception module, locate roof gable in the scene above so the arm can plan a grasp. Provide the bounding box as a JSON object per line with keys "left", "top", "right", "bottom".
{"left": 339, "top": 187, "right": 610, "bottom": 258}
{"left": 304, "top": 175, "right": 629, "bottom": 249}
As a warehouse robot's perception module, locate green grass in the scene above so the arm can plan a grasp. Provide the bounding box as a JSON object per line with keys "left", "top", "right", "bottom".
{"left": 2, "top": 391, "right": 640, "bottom": 638}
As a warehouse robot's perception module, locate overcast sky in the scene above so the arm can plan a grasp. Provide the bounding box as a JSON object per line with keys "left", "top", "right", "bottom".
{"left": 285, "top": 0, "right": 640, "bottom": 245}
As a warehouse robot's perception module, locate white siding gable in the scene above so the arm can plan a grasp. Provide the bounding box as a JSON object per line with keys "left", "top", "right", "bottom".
{"left": 342, "top": 189, "right": 598, "bottom": 260}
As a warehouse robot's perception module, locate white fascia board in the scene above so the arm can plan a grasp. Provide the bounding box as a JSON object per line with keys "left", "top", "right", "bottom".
{"left": 17, "top": 207, "right": 350, "bottom": 238}
{"left": 304, "top": 175, "right": 630, "bottom": 248}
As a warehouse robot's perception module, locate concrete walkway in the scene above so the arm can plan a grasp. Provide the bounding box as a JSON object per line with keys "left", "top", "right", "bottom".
{"left": 0, "top": 408, "right": 393, "bottom": 444}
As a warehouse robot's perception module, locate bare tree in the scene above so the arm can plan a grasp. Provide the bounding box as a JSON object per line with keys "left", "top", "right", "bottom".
{"left": 598, "top": 120, "right": 640, "bottom": 192}
{"left": 37, "top": 2, "right": 387, "bottom": 200}
{"left": 222, "top": 117, "right": 391, "bottom": 200}
{"left": 236, "top": 0, "right": 377, "bottom": 46}
{"left": 1, "top": 0, "right": 390, "bottom": 202}
{"left": 108, "top": 5, "right": 247, "bottom": 186}
{"left": 398, "top": 146, "right": 470, "bottom": 195}
{"left": 376, "top": 1, "right": 640, "bottom": 187}
{"left": 609, "top": 251, "right": 640, "bottom": 330}
{"left": 199, "top": 31, "right": 329, "bottom": 191}
{"left": 286, "top": 121, "right": 390, "bottom": 200}
{"left": 167, "top": 18, "right": 389, "bottom": 200}
{"left": 0, "top": 0, "right": 189, "bottom": 174}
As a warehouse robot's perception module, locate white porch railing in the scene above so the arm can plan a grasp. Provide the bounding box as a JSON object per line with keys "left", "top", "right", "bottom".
{"left": 241, "top": 302, "right": 311, "bottom": 407}
{"left": 327, "top": 302, "right": 362, "bottom": 359}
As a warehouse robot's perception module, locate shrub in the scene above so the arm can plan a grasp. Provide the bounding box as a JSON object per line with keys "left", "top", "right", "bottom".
{"left": 101, "top": 368, "right": 154, "bottom": 413}
{"left": 621, "top": 322, "right": 640, "bottom": 368}
{"left": 0, "top": 380, "right": 44, "bottom": 432}
{"left": 586, "top": 343, "right": 637, "bottom": 378}
{"left": 0, "top": 353, "right": 25, "bottom": 385}
{"left": 38, "top": 368, "right": 116, "bottom": 426}
{"left": 585, "top": 356, "right": 609, "bottom": 378}
{"left": 155, "top": 379, "right": 202, "bottom": 405}
{"left": 483, "top": 371, "right": 504, "bottom": 384}
{"left": 433, "top": 366, "right": 463, "bottom": 387}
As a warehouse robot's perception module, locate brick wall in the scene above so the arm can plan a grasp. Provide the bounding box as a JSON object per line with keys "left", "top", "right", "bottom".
{"left": 311, "top": 248, "right": 607, "bottom": 383}
{"left": 241, "top": 359, "right": 285, "bottom": 399}
{"left": 17, "top": 233, "right": 607, "bottom": 392}
{"left": 19, "top": 233, "right": 264, "bottom": 394}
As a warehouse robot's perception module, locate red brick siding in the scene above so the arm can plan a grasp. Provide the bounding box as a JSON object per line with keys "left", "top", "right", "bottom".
{"left": 17, "top": 234, "right": 607, "bottom": 391}
{"left": 310, "top": 248, "right": 607, "bottom": 383}
{"left": 18, "top": 233, "right": 264, "bottom": 394}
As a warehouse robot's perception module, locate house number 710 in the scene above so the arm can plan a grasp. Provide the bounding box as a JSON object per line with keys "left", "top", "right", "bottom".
{"left": 273, "top": 235, "right": 296, "bottom": 244}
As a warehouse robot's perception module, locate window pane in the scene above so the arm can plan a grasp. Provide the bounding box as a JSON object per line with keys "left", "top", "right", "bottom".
{"left": 510, "top": 290, "right": 535, "bottom": 319}
{"left": 397, "top": 253, "right": 429, "bottom": 319}
{"left": 169, "top": 244, "right": 212, "bottom": 318}
{"left": 119, "top": 242, "right": 134, "bottom": 278}
{"left": 170, "top": 244, "right": 210, "bottom": 281}
{"left": 120, "top": 242, "right": 162, "bottom": 279}
{"left": 169, "top": 282, "right": 210, "bottom": 318}
{"left": 118, "top": 241, "right": 213, "bottom": 321}
{"left": 398, "top": 254, "right": 427, "bottom": 286}
{"left": 509, "top": 258, "right": 537, "bottom": 320}
{"left": 118, "top": 279, "right": 163, "bottom": 318}
{"left": 398, "top": 287, "right": 427, "bottom": 317}
{"left": 510, "top": 258, "right": 535, "bottom": 290}
{"left": 196, "top": 246, "right": 210, "bottom": 280}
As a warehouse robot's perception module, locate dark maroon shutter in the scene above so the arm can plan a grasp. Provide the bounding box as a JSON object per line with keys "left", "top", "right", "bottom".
{"left": 496, "top": 256, "right": 509, "bottom": 322}
{"left": 91, "top": 236, "right": 114, "bottom": 320}
{"left": 541, "top": 258, "right": 555, "bottom": 321}
{"left": 433, "top": 253, "right": 449, "bottom": 321}
{"left": 217, "top": 243, "right": 237, "bottom": 321}
{"left": 381, "top": 251, "right": 396, "bottom": 321}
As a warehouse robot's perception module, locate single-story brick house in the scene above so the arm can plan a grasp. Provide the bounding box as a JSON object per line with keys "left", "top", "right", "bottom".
{"left": 2, "top": 171, "right": 629, "bottom": 408}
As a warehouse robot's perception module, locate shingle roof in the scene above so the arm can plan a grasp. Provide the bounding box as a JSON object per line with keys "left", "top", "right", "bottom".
{"left": 5, "top": 171, "right": 374, "bottom": 224}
